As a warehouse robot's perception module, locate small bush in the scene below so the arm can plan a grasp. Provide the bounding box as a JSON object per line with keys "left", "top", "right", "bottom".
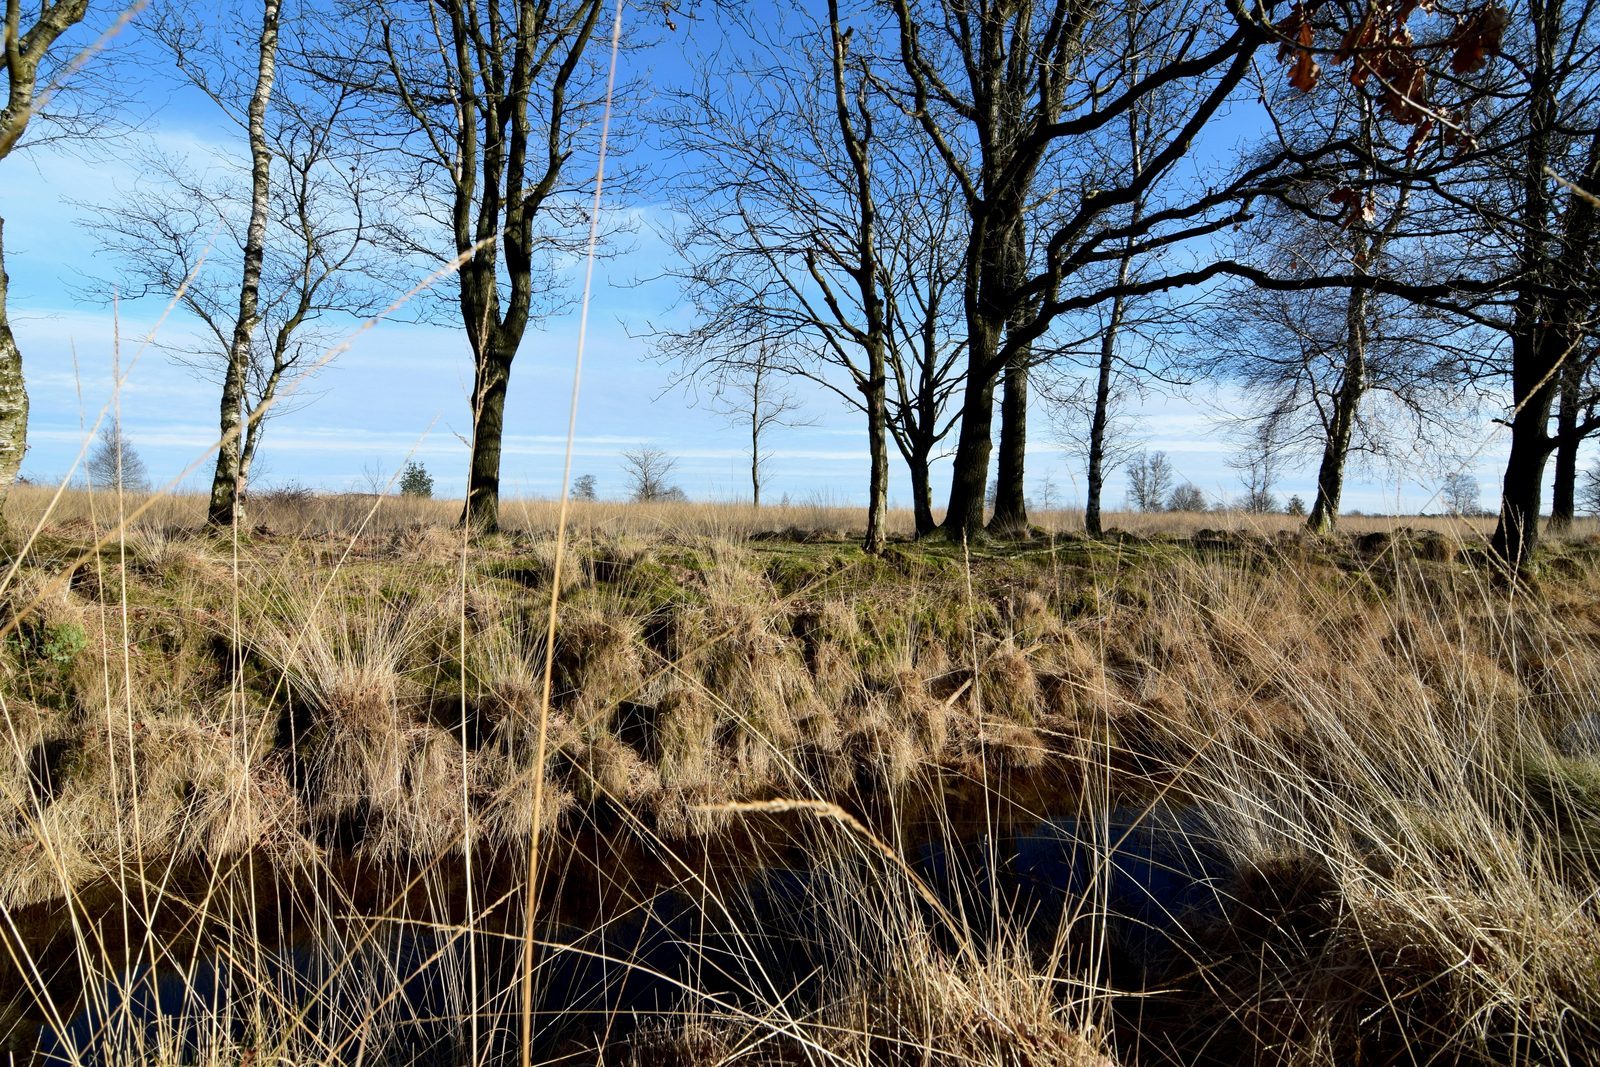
{"left": 254, "top": 481, "right": 316, "bottom": 507}
{"left": 398, "top": 461, "right": 434, "bottom": 498}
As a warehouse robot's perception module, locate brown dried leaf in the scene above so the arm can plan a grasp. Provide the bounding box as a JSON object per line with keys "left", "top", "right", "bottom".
{"left": 1291, "top": 48, "right": 1322, "bottom": 92}
{"left": 1450, "top": 5, "right": 1508, "bottom": 74}
{"left": 1276, "top": 3, "right": 1323, "bottom": 93}
{"left": 1327, "top": 186, "right": 1377, "bottom": 228}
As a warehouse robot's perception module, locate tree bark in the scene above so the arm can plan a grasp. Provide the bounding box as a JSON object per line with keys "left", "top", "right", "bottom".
{"left": 208, "top": 0, "right": 280, "bottom": 528}
{"left": 750, "top": 398, "right": 761, "bottom": 507}
{"left": 1491, "top": 329, "right": 1560, "bottom": 566}
{"left": 0, "top": 219, "right": 28, "bottom": 527}
{"left": 988, "top": 195, "right": 1034, "bottom": 536}
{"left": 989, "top": 350, "right": 1029, "bottom": 534}
{"left": 907, "top": 438, "right": 935, "bottom": 537}
{"left": 1307, "top": 285, "right": 1367, "bottom": 534}
{"left": 864, "top": 358, "right": 889, "bottom": 554}
{"left": 1490, "top": 0, "right": 1562, "bottom": 569}
{"left": 940, "top": 317, "right": 999, "bottom": 541}
{"left": 1550, "top": 356, "right": 1579, "bottom": 532}
{"left": 1083, "top": 333, "right": 1116, "bottom": 538}
{"left": 464, "top": 340, "right": 513, "bottom": 533}
{"left": 1085, "top": 259, "right": 1135, "bottom": 538}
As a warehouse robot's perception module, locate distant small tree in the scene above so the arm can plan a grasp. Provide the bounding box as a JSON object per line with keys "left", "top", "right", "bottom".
{"left": 1231, "top": 420, "right": 1284, "bottom": 517}
{"left": 572, "top": 474, "right": 597, "bottom": 502}
{"left": 1441, "top": 472, "right": 1479, "bottom": 516}
{"left": 1127, "top": 451, "right": 1175, "bottom": 513}
{"left": 1287, "top": 495, "right": 1307, "bottom": 517}
{"left": 86, "top": 420, "right": 152, "bottom": 494}
{"left": 1241, "top": 488, "right": 1279, "bottom": 514}
{"left": 621, "top": 446, "right": 682, "bottom": 503}
{"left": 398, "top": 461, "right": 434, "bottom": 499}
{"left": 1167, "top": 483, "right": 1206, "bottom": 513}
{"left": 1037, "top": 474, "right": 1060, "bottom": 512}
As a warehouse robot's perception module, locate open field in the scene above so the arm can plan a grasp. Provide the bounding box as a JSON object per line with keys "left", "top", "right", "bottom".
{"left": 4, "top": 484, "right": 1540, "bottom": 540}
{"left": 0, "top": 490, "right": 1597, "bottom": 1064}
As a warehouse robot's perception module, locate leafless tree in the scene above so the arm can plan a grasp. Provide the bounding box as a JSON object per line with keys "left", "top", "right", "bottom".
{"left": 1253, "top": 0, "right": 1595, "bottom": 565}
{"left": 1442, "top": 471, "right": 1481, "bottom": 516}
{"left": 1231, "top": 418, "right": 1287, "bottom": 514}
{"left": 89, "top": 0, "right": 396, "bottom": 522}
{"left": 1167, "top": 482, "right": 1206, "bottom": 513}
{"left": 314, "top": 0, "right": 617, "bottom": 534}
{"left": 85, "top": 418, "right": 151, "bottom": 494}
{"left": 1579, "top": 460, "right": 1600, "bottom": 516}
{"left": 1126, "top": 451, "right": 1174, "bottom": 513}
{"left": 703, "top": 341, "right": 812, "bottom": 507}
{"left": 620, "top": 446, "right": 681, "bottom": 503}
{"left": 878, "top": 0, "right": 1272, "bottom": 538}
{"left": 1202, "top": 204, "right": 1473, "bottom": 533}
{"left": 659, "top": 2, "right": 888, "bottom": 549}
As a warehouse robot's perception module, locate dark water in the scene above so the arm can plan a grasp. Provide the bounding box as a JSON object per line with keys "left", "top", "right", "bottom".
{"left": 35, "top": 804, "right": 1234, "bottom": 1065}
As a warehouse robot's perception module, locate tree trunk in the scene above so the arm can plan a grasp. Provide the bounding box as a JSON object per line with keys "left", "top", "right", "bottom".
{"left": 1492, "top": 4, "right": 1561, "bottom": 569}
{"left": 1307, "top": 286, "right": 1368, "bottom": 534}
{"left": 940, "top": 311, "right": 999, "bottom": 541}
{"left": 0, "top": 219, "right": 28, "bottom": 529}
{"left": 1550, "top": 356, "right": 1579, "bottom": 532}
{"left": 863, "top": 353, "right": 889, "bottom": 554}
{"left": 907, "top": 439, "right": 935, "bottom": 537}
{"left": 940, "top": 371, "right": 995, "bottom": 541}
{"left": 463, "top": 340, "right": 513, "bottom": 534}
{"left": 1491, "top": 333, "right": 1559, "bottom": 567}
{"left": 1084, "top": 288, "right": 1132, "bottom": 538}
{"left": 1085, "top": 213, "right": 1142, "bottom": 539}
{"left": 750, "top": 403, "right": 761, "bottom": 508}
{"left": 989, "top": 220, "right": 1032, "bottom": 536}
{"left": 207, "top": 0, "right": 280, "bottom": 529}
{"left": 989, "top": 350, "right": 1029, "bottom": 535}
{"left": 1306, "top": 400, "right": 1355, "bottom": 534}
{"left": 239, "top": 423, "right": 260, "bottom": 503}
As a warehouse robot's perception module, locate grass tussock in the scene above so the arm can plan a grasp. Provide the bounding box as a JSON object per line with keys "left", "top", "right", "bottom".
{"left": 1, "top": 494, "right": 1598, "bottom": 1064}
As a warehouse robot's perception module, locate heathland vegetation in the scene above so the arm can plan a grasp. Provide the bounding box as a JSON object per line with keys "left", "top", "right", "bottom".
{"left": 2, "top": 492, "right": 1599, "bottom": 1063}
{"left": 2, "top": 0, "right": 1600, "bottom": 1065}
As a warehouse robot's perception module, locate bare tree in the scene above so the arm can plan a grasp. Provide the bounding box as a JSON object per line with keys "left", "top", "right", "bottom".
{"left": 1232, "top": 418, "right": 1286, "bottom": 514}
{"left": 1126, "top": 451, "right": 1174, "bottom": 513}
{"left": 658, "top": 1, "right": 973, "bottom": 548}
{"left": 879, "top": 0, "right": 1275, "bottom": 539}
{"left": 1255, "top": 0, "right": 1596, "bottom": 565}
{"left": 1579, "top": 460, "right": 1600, "bottom": 517}
{"left": 89, "top": 0, "right": 394, "bottom": 523}
{"left": 704, "top": 342, "right": 811, "bottom": 508}
{"left": 1442, "top": 471, "right": 1480, "bottom": 516}
{"left": 620, "top": 446, "right": 681, "bottom": 503}
{"left": 0, "top": 0, "right": 92, "bottom": 521}
{"left": 319, "top": 0, "right": 615, "bottom": 534}
{"left": 1167, "top": 482, "right": 1206, "bottom": 513}
{"left": 661, "top": 2, "right": 888, "bottom": 551}
{"left": 85, "top": 418, "right": 151, "bottom": 494}
{"left": 1494, "top": 0, "right": 1600, "bottom": 548}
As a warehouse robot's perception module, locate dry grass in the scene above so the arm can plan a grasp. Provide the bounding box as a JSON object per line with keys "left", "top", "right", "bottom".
{"left": 0, "top": 489, "right": 1597, "bottom": 1064}
{"left": 6, "top": 482, "right": 1548, "bottom": 541}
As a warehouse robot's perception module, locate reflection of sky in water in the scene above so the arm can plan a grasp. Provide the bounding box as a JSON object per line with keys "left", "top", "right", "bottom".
{"left": 41, "top": 804, "right": 1234, "bottom": 1065}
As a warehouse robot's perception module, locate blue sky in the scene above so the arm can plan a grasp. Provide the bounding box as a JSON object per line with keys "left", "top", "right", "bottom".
{"left": 0, "top": 1, "right": 1520, "bottom": 515}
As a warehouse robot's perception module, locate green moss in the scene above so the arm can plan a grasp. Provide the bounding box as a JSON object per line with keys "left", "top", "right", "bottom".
{"left": 1520, "top": 754, "right": 1600, "bottom": 830}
